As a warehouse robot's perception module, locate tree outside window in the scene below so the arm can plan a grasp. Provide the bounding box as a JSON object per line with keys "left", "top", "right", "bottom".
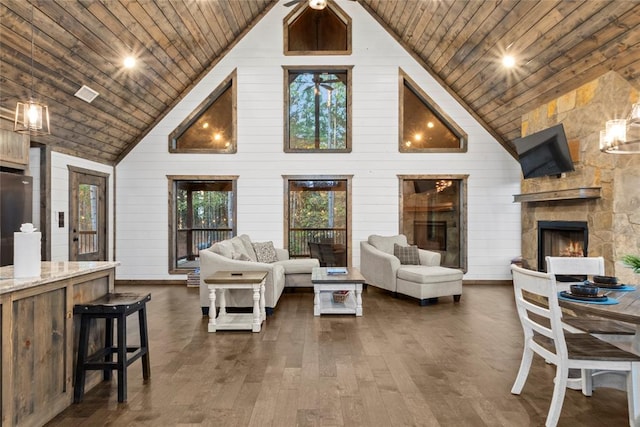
{"left": 285, "top": 176, "right": 352, "bottom": 266}
{"left": 168, "top": 176, "right": 237, "bottom": 273}
{"left": 285, "top": 67, "right": 352, "bottom": 152}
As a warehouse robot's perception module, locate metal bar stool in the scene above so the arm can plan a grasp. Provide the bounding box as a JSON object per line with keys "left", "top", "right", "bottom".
{"left": 73, "top": 293, "right": 151, "bottom": 403}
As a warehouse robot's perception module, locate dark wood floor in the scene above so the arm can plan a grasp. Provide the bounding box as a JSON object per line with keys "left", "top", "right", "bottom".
{"left": 47, "top": 284, "right": 630, "bottom": 426}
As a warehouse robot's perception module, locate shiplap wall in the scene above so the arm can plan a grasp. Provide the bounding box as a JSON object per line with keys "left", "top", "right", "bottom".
{"left": 50, "top": 152, "right": 114, "bottom": 261}
{"left": 116, "top": 2, "right": 522, "bottom": 281}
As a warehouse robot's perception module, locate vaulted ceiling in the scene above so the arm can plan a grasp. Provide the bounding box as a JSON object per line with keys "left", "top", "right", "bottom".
{"left": 1, "top": 0, "right": 639, "bottom": 165}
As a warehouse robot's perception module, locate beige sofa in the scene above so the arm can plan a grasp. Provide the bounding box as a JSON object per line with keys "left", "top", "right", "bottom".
{"left": 360, "top": 234, "right": 463, "bottom": 305}
{"left": 199, "top": 234, "right": 319, "bottom": 315}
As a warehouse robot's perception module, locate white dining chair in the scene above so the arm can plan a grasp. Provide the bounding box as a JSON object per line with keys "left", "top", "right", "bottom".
{"left": 510, "top": 265, "right": 640, "bottom": 427}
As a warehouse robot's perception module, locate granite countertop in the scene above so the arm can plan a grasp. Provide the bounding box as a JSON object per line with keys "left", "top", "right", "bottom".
{"left": 0, "top": 261, "right": 119, "bottom": 295}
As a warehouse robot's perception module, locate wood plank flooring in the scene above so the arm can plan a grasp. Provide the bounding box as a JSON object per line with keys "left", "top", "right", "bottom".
{"left": 47, "top": 284, "right": 631, "bottom": 426}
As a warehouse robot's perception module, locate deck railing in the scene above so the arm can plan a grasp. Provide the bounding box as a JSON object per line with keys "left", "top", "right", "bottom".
{"left": 288, "top": 228, "right": 346, "bottom": 258}
{"left": 177, "top": 228, "right": 234, "bottom": 261}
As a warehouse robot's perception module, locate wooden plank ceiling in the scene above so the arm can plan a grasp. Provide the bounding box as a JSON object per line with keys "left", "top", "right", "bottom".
{"left": 1, "top": 0, "right": 639, "bottom": 165}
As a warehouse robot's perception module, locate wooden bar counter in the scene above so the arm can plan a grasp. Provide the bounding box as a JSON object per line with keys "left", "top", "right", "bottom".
{"left": 0, "top": 261, "right": 118, "bottom": 427}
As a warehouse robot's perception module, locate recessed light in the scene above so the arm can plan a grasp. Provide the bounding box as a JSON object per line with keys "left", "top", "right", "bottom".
{"left": 502, "top": 55, "right": 516, "bottom": 68}
{"left": 123, "top": 56, "right": 136, "bottom": 69}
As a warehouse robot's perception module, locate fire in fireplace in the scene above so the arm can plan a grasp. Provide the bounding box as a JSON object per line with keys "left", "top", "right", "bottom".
{"left": 537, "top": 221, "right": 588, "bottom": 272}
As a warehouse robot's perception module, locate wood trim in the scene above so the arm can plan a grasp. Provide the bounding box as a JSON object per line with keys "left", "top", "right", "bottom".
{"left": 398, "top": 174, "right": 469, "bottom": 273}
{"left": 283, "top": 0, "right": 352, "bottom": 56}
{"left": 513, "top": 187, "right": 602, "bottom": 203}
{"left": 282, "top": 174, "right": 353, "bottom": 267}
{"left": 398, "top": 68, "right": 468, "bottom": 153}
{"left": 166, "top": 175, "right": 239, "bottom": 274}
{"left": 67, "top": 166, "right": 110, "bottom": 262}
{"left": 282, "top": 65, "right": 353, "bottom": 153}
{"left": 168, "top": 69, "right": 237, "bottom": 154}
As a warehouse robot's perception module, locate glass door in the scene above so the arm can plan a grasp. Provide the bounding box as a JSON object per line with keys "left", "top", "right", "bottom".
{"left": 69, "top": 167, "right": 108, "bottom": 261}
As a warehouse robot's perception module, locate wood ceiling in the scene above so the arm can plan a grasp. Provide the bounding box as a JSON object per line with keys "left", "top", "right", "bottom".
{"left": 1, "top": 0, "right": 639, "bottom": 165}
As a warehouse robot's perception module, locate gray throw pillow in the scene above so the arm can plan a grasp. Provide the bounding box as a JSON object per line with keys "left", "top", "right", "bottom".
{"left": 252, "top": 241, "right": 278, "bottom": 263}
{"left": 394, "top": 243, "right": 420, "bottom": 265}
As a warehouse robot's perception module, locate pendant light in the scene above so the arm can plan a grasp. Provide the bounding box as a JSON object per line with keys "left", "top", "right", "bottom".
{"left": 14, "top": 4, "right": 50, "bottom": 136}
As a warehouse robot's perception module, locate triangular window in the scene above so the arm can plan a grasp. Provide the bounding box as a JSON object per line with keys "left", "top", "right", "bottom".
{"left": 169, "top": 70, "right": 236, "bottom": 153}
{"left": 399, "top": 70, "right": 467, "bottom": 152}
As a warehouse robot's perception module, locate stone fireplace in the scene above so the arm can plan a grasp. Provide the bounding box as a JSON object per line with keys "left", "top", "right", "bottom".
{"left": 537, "top": 221, "right": 588, "bottom": 272}
{"left": 518, "top": 71, "right": 640, "bottom": 283}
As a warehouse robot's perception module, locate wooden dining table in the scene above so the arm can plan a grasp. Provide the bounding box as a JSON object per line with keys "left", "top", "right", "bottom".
{"left": 559, "top": 285, "right": 640, "bottom": 352}
{"left": 558, "top": 285, "right": 640, "bottom": 394}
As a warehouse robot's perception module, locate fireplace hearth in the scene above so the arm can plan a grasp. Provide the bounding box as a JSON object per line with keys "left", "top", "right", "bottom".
{"left": 537, "top": 221, "right": 588, "bottom": 272}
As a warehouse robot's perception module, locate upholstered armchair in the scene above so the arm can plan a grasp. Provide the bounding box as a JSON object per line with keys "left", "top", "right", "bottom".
{"left": 360, "top": 234, "right": 462, "bottom": 305}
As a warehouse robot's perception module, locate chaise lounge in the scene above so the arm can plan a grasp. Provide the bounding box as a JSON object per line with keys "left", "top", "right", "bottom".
{"left": 360, "top": 234, "right": 463, "bottom": 305}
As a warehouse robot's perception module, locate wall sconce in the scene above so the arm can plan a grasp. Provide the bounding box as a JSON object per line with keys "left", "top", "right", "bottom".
{"left": 600, "top": 103, "right": 640, "bottom": 154}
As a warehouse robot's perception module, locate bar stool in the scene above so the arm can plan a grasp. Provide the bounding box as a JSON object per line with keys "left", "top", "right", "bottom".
{"left": 73, "top": 293, "right": 151, "bottom": 403}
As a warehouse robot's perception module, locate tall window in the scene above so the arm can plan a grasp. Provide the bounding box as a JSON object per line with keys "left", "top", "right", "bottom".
{"left": 399, "top": 70, "right": 467, "bottom": 153}
{"left": 169, "top": 70, "right": 236, "bottom": 153}
{"left": 399, "top": 175, "right": 468, "bottom": 271}
{"left": 284, "top": 176, "right": 352, "bottom": 266}
{"left": 284, "top": 67, "right": 352, "bottom": 152}
{"left": 168, "top": 176, "right": 237, "bottom": 273}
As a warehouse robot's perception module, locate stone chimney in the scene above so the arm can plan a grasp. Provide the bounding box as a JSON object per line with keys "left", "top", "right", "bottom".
{"left": 519, "top": 71, "right": 640, "bottom": 283}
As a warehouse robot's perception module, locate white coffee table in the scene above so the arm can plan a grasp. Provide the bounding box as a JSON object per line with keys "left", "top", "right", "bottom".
{"left": 204, "top": 271, "right": 268, "bottom": 332}
{"left": 311, "top": 267, "right": 365, "bottom": 316}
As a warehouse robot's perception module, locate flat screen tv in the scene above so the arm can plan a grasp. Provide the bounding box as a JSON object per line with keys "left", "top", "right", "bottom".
{"left": 514, "top": 123, "right": 574, "bottom": 179}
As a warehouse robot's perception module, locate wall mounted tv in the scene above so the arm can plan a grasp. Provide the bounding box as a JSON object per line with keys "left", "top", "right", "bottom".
{"left": 514, "top": 123, "right": 574, "bottom": 179}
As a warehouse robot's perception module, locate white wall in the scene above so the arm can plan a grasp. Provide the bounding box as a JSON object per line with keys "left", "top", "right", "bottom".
{"left": 116, "top": 1, "right": 522, "bottom": 281}
{"left": 50, "top": 152, "right": 114, "bottom": 261}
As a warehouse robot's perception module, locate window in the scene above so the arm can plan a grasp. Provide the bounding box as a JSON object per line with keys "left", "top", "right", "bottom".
{"left": 284, "top": 175, "right": 352, "bottom": 266}
{"left": 168, "top": 176, "right": 237, "bottom": 273}
{"left": 399, "top": 70, "right": 467, "bottom": 152}
{"left": 284, "top": 67, "right": 352, "bottom": 152}
{"left": 169, "top": 70, "right": 236, "bottom": 153}
{"left": 399, "top": 175, "right": 468, "bottom": 271}
{"left": 284, "top": 1, "right": 351, "bottom": 55}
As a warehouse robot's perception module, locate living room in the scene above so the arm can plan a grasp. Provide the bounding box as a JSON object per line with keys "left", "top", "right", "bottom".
{"left": 1, "top": 1, "right": 639, "bottom": 426}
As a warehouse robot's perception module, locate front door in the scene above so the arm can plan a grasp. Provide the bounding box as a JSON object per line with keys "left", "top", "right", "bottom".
{"left": 69, "top": 166, "right": 108, "bottom": 261}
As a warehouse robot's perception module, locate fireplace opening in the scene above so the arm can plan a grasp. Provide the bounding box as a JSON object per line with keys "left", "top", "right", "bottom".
{"left": 537, "top": 221, "right": 588, "bottom": 276}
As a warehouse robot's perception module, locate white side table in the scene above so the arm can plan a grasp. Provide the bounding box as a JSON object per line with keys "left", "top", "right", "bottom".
{"left": 204, "top": 271, "right": 268, "bottom": 332}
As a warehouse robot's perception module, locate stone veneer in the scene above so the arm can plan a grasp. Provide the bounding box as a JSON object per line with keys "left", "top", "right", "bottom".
{"left": 520, "top": 71, "right": 640, "bottom": 283}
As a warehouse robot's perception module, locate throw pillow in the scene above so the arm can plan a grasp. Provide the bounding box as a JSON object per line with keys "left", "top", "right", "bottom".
{"left": 393, "top": 243, "right": 420, "bottom": 265}
{"left": 252, "top": 241, "right": 278, "bottom": 263}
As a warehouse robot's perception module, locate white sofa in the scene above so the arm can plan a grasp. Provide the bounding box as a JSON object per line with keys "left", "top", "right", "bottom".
{"left": 199, "top": 234, "right": 319, "bottom": 315}
{"left": 360, "top": 234, "right": 463, "bottom": 305}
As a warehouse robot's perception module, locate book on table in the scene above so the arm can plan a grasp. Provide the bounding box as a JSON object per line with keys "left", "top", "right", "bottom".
{"left": 327, "top": 267, "right": 347, "bottom": 275}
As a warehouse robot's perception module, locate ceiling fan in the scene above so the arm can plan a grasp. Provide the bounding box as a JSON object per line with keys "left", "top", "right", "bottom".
{"left": 284, "top": 0, "right": 355, "bottom": 10}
